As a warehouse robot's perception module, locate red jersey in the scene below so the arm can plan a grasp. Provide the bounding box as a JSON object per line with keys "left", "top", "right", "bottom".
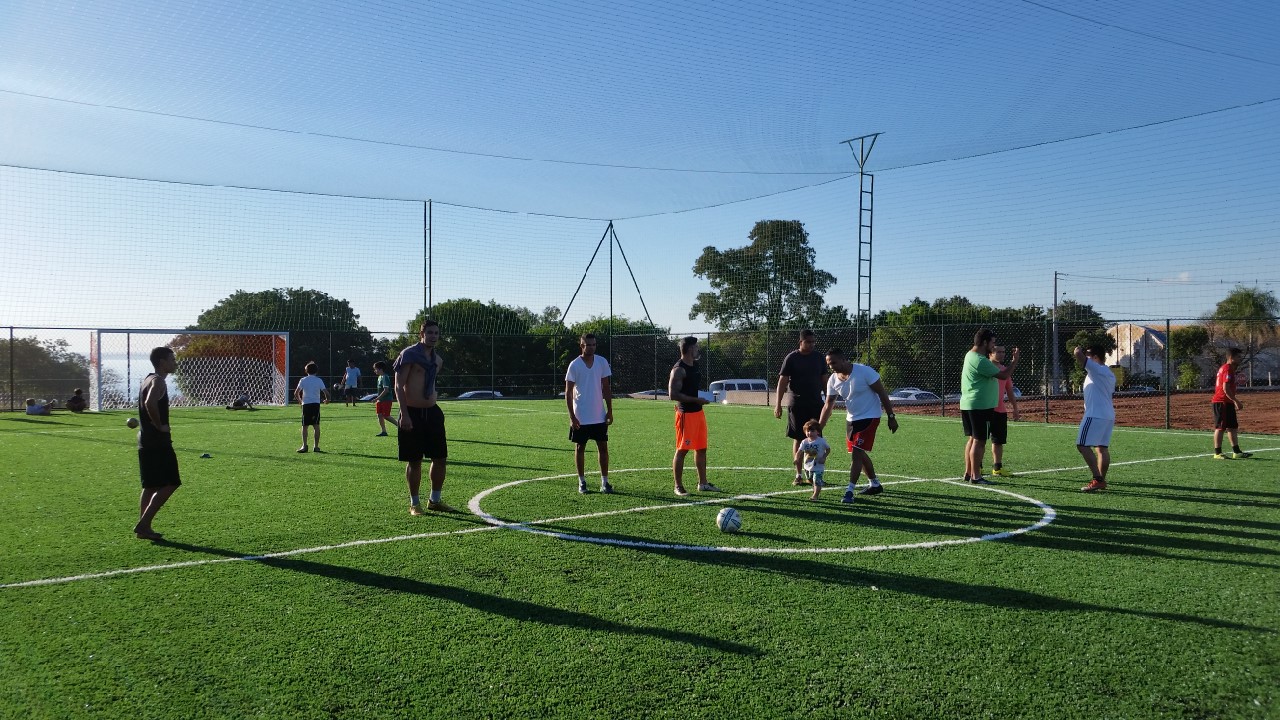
{"left": 1212, "top": 362, "right": 1236, "bottom": 403}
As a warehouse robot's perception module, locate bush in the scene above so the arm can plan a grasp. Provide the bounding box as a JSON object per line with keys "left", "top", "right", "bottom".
{"left": 1177, "top": 363, "right": 1201, "bottom": 390}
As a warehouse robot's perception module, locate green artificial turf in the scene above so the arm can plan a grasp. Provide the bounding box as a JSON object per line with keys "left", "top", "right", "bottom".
{"left": 1, "top": 401, "right": 1276, "bottom": 719}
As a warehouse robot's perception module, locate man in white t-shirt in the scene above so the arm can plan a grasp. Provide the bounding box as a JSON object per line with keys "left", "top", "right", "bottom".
{"left": 342, "top": 360, "right": 362, "bottom": 406}
{"left": 1074, "top": 345, "right": 1116, "bottom": 493}
{"left": 565, "top": 333, "right": 614, "bottom": 494}
{"left": 818, "top": 348, "right": 898, "bottom": 504}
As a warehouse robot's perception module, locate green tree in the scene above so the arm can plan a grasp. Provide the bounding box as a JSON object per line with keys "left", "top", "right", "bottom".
{"left": 184, "top": 288, "right": 376, "bottom": 382}
{"left": 1207, "top": 286, "right": 1279, "bottom": 369}
{"left": 690, "top": 220, "right": 839, "bottom": 331}
{"left": 0, "top": 337, "right": 91, "bottom": 409}
{"left": 1168, "top": 325, "right": 1210, "bottom": 390}
{"left": 1065, "top": 329, "right": 1118, "bottom": 393}
{"left": 1168, "top": 325, "right": 1210, "bottom": 362}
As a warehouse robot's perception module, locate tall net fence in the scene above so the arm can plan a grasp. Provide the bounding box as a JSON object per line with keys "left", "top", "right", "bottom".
{"left": 6, "top": 317, "right": 1277, "bottom": 433}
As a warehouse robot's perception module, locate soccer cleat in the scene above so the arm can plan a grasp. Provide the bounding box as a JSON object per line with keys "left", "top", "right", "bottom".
{"left": 296, "top": 447, "right": 308, "bottom": 453}
{"left": 992, "top": 468, "right": 1012, "bottom": 477}
{"left": 970, "top": 476, "right": 993, "bottom": 485}
{"left": 600, "top": 483, "right": 614, "bottom": 494}
{"left": 1213, "top": 453, "right": 1229, "bottom": 460}
{"left": 674, "top": 486, "right": 690, "bottom": 497}
{"left": 578, "top": 481, "right": 589, "bottom": 495}
{"left": 1233, "top": 451, "right": 1253, "bottom": 459}
{"left": 426, "top": 500, "right": 455, "bottom": 512}
{"left": 841, "top": 490, "right": 855, "bottom": 504}
{"left": 1081, "top": 478, "right": 1107, "bottom": 493}
{"left": 409, "top": 504, "right": 426, "bottom": 516}
{"left": 376, "top": 431, "right": 388, "bottom": 437}
{"left": 858, "top": 484, "right": 883, "bottom": 496}
{"left": 312, "top": 448, "right": 325, "bottom": 453}
{"left": 697, "top": 483, "right": 723, "bottom": 493}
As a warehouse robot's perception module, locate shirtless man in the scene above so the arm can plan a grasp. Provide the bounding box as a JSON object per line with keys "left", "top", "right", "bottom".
{"left": 394, "top": 320, "right": 451, "bottom": 514}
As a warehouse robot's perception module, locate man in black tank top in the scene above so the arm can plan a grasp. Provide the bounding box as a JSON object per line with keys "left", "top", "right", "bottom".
{"left": 667, "top": 336, "right": 721, "bottom": 496}
{"left": 135, "top": 347, "right": 181, "bottom": 540}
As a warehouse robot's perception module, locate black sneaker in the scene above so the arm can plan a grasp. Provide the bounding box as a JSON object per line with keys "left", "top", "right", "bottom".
{"left": 970, "top": 476, "right": 993, "bottom": 485}
{"left": 600, "top": 483, "right": 614, "bottom": 494}
{"left": 841, "top": 490, "right": 855, "bottom": 504}
{"left": 858, "top": 484, "right": 883, "bottom": 496}
{"left": 578, "top": 481, "right": 589, "bottom": 495}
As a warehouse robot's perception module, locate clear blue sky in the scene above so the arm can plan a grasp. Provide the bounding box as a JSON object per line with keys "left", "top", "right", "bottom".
{"left": 2, "top": 0, "right": 1278, "bottom": 336}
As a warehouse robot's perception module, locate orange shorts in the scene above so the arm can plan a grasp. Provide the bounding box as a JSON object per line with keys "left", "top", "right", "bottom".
{"left": 675, "top": 410, "right": 708, "bottom": 451}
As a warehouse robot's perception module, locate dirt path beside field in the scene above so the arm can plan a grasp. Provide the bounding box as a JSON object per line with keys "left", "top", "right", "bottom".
{"left": 892, "top": 389, "right": 1280, "bottom": 435}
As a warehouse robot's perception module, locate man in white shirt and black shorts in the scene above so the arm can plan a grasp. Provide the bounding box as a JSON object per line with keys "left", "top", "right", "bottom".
{"left": 566, "top": 333, "right": 614, "bottom": 494}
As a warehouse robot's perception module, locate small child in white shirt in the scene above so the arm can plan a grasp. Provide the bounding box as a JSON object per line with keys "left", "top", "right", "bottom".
{"left": 796, "top": 419, "right": 832, "bottom": 501}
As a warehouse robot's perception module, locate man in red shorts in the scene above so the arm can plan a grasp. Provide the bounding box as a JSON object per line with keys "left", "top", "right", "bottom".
{"left": 1212, "top": 348, "right": 1251, "bottom": 460}
{"left": 818, "top": 347, "right": 898, "bottom": 504}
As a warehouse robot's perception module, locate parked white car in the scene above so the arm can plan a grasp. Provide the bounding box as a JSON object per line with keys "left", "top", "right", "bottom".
{"left": 889, "top": 390, "right": 942, "bottom": 404}
{"left": 456, "top": 390, "right": 504, "bottom": 399}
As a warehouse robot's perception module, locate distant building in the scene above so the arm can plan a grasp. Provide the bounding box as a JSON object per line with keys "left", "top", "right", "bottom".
{"left": 1106, "top": 323, "right": 1167, "bottom": 378}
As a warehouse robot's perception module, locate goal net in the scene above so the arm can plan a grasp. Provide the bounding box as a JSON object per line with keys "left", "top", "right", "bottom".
{"left": 89, "top": 330, "right": 290, "bottom": 410}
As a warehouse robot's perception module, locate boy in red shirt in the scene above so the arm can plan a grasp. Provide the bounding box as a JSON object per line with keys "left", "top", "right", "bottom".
{"left": 1212, "top": 348, "right": 1251, "bottom": 460}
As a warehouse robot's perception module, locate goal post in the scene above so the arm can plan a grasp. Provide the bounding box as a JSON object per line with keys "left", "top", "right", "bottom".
{"left": 89, "top": 329, "right": 290, "bottom": 410}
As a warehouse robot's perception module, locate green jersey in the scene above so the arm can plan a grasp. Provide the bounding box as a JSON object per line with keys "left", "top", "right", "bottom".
{"left": 376, "top": 373, "right": 394, "bottom": 402}
{"left": 960, "top": 350, "right": 1001, "bottom": 410}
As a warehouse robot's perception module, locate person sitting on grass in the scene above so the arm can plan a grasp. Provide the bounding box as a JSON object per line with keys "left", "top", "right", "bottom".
{"left": 25, "top": 398, "right": 54, "bottom": 416}
{"left": 66, "top": 389, "right": 87, "bottom": 413}
{"left": 226, "top": 392, "right": 254, "bottom": 411}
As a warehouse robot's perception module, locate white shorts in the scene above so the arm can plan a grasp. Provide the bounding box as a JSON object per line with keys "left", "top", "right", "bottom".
{"left": 1077, "top": 417, "right": 1114, "bottom": 447}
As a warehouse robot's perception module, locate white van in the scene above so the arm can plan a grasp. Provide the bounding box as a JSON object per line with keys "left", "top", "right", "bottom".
{"left": 709, "top": 378, "right": 768, "bottom": 403}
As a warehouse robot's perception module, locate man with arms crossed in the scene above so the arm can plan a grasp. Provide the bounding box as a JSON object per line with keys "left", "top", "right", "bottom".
{"left": 775, "top": 329, "right": 829, "bottom": 485}
{"left": 394, "top": 320, "right": 451, "bottom": 514}
{"left": 1074, "top": 345, "right": 1116, "bottom": 492}
{"left": 135, "top": 347, "right": 180, "bottom": 540}
{"left": 819, "top": 348, "right": 898, "bottom": 503}
{"left": 1212, "top": 348, "right": 1252, "bottom": 460}
{"left": 566, "top": 333, "right": 614, "bottom": 494}
{"left": 960, "top": 329, "right": 1018, "bottom": 484}
{"left": 669, "top": 336, "right": 721, "bottom": 497}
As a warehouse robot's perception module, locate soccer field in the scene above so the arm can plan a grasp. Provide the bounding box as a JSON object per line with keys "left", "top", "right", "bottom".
{"left": 2, "top": 401, "right": 1277, "bottom": 719}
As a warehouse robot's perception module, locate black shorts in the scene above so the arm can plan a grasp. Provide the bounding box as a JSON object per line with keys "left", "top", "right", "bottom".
{"left": 399, "top": 405, "right": 447, "bottom": 462}
{"left": 1213, "top": 402, "right": 1238, "bottom": 430}
{"left": 302, "top": 403, "right": 321, "bottom": 426}
{"left": 344, "top": 387, "right": 359, "bottom": 399}
{"left": 138, "top": 444, "right": 181, "bottom": 489}
{"left": 989, "top": 411, "right": 1009, "bottom": 445}
{"left": 961, "top": 408, "right": 996, "bottom": 442}
{"left": 569, "top": 422, "right": 609, "bottom": 445}
{"left": 786, "top": 402, "right": 824, "bottom": 441}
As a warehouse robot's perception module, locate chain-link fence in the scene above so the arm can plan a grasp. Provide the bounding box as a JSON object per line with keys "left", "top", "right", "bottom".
{"left": 6, "top": 321, "right": 1278, "bottom": 432}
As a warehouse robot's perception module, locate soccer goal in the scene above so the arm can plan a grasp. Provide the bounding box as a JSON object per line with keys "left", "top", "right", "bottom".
{"left": 89, "top": 329, "right": 290, "bottom": 410}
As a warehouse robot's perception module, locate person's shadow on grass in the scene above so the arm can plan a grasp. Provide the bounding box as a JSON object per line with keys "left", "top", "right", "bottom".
{"left": 155, "top": 539, "right": 759, "bottom": 656}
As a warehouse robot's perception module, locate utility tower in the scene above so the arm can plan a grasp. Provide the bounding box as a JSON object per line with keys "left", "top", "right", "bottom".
{"left": 841, "top": 133, "right": 880, "bottom": 355}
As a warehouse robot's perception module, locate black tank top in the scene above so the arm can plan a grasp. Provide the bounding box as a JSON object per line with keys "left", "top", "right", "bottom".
{"left": 137, "top": 373, "right": 171, "bottom": 447}
{"left": 674, "top": 360, "right": 702, "bottom": 413}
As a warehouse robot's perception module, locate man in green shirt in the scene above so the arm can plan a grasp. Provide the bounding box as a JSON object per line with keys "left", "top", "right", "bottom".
{"left": 960, "top": 328, "right": 1018, "bottom": 484}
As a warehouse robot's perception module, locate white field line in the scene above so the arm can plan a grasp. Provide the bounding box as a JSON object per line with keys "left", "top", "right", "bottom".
{"left": 0, "top": 526, "right": 499, "bottom": 590}
{"left": 468, "top": 468, "right": 1055, "bottom": 555}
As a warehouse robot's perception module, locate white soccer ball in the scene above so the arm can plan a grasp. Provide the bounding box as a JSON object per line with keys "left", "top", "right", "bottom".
{"left": 126, "top": 417, "right": 139, "bottom": 429}
{"left": 716, "top": 507, "right": 742, "bottom": 533}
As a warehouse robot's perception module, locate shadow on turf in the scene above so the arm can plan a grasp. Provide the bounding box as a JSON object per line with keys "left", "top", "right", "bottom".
{"left": 155, "top": 539, "right": 759, "bottom": 656}
{"left": 602, "top": 539, "right": 1270, "bottom": 633}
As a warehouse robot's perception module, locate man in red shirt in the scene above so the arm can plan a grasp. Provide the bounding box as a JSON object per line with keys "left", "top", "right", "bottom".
{"left": 1212, "top": 348, "right": 1251, "bottom": 460}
